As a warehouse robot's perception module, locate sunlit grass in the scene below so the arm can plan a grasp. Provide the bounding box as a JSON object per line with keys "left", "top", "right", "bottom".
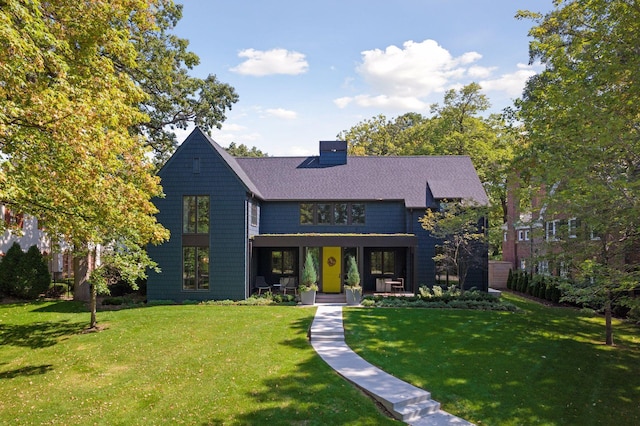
{"left": 0, "top": 302, "right": 396, "bottom": 425}
{"left": 344, "top": 292, "right": 640, "bottom": 425}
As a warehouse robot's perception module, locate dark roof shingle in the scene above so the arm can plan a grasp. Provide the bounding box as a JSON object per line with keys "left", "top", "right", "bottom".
{"left": 235, "top": 154, "right": 488, "bottom": 208}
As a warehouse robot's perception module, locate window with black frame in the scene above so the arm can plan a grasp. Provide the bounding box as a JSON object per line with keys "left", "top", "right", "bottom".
{"left": 371, "top": 250, "right": 395, "bottom": 275}
{"left": 183, "top": 195, "right": 210, "bottom": 291}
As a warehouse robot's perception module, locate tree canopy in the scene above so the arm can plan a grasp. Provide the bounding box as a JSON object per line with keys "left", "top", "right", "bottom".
{"left": 338, "top": 83, "right": 518, "bottom": 256}
{"left": 225, "top": 142, "right": 267, "bottom": 158}
{"left": 0, "top": 0, "right": 168, "bottom": 248}
{"left": 0, "top": 1, "right": 239, "bottom": 326}
{"left": 517, "top": 0, "right": 640, "bottom": 345}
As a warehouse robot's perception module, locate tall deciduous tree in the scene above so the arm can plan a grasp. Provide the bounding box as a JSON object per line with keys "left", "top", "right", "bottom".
{"left": 1, "top": 0, "right": 238, "bottom": 324}
{"left": 339, "top": 84, "right": 517, "bottom": 257}
{"left": 517, "top": 0, "right": 640, "bottom": 345}
{"left": 122, "top": 1, "right": 239, "bottom": 165}
{"left": 225, "top": 142, "right": 267, "bottom": 158}
{"left": 419, "top": 202, "right": 488, "bottom": 291}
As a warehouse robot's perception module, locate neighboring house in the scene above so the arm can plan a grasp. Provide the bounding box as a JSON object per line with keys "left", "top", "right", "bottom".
{"left": 0, "top": 204, "right": 73, "bottom": 279}
{"left": 501, "top": 180, "right": 639, "bottom": 276}
{"left": 147, "top": 128, "right": 489, "bottom": 302}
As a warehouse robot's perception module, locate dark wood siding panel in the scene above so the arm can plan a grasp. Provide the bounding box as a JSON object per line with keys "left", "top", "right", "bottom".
{"left": 148, "top": 132, "right": 249, "bottom": 302}
{"left": 260, "top": 201, "right": 406, "bottom": 234}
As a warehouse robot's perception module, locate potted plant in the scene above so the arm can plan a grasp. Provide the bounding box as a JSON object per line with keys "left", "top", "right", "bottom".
{"left": 345, "top": 255, "right": 362, "bottom": 305}
{"left": 299, "top": 252, "right": 318, "bottom": 305}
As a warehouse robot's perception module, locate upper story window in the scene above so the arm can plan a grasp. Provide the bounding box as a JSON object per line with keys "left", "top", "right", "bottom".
{"left": 183, "top": 196, "right": 209, "bottom": 234}
{"left": 3, "top": 206, "right": 24, "bottom": 229}
{"left": 568, "top": 218, "right": 578, "bottom": 238}
{"left": 545, "top": 220, "right": 558, "bottom": 241}
{"left": 518, "top": 230, "right": 530, "bottom": 241}
{"left": 250, "top": 201, "right": 258, "bottom": 227}
{"left": 299, "top": 202, "right": 366, "bottom": 226}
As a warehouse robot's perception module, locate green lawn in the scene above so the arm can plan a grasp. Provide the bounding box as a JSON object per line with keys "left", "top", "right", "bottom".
{"left": 2, "top": 296, "right": 639, "bottom": 425}
{"left": 344, "top": 292, "right": 640, "bottom": 425}
{"left": 0, "top": 302, "right": 396, "bottom": 425}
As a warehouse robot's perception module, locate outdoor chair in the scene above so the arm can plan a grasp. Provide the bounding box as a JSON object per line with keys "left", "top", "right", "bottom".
{"left": 282, "top": 276, "right": 298, "bottom": 295}
{"left": 254, "top": 276, "right": 272, "bottom": 294}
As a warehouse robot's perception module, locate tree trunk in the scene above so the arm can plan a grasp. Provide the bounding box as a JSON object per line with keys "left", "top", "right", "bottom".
{"left": 90, "top": 280, "right": 97, "bottom": 329}
{"left": 73, "top": 253, "right": 91, "bottom": 302}
{"left": 605, "top": 291, "right": 614, "bottom": 346}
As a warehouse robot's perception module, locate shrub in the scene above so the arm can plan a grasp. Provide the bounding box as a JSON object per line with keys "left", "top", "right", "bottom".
{"left": 0, "top": 243, "right": 51, "bottom": 299}
{"left": 0, "top": 242, "right": 23, "bottom": 297}
{"left": 45, "top": 284, "right": 67, "bottom": 298}
{"left": 507, "top": 269, "right": 513, "bottom": 290}
{"left": 13, "top": 245, "right": 50, "bottom": 299}
{"left": 102, "top": 297, "right": 124, "bottom": 306}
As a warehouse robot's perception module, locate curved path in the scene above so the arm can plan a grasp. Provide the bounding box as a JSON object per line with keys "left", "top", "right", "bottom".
{"left": 309, "top": 304, "right": 474, "bottom": 426}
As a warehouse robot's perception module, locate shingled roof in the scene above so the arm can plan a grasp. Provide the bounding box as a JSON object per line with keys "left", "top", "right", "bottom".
{"left": 236, "top": 155, "right": 488, "bottom": 208}
{"left": 193, "top": 129, "right": 488, "bottom": 209}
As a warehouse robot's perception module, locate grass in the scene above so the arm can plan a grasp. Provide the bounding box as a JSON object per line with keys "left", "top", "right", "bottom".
{"left": 344, "top": 292, "right": 640, "bottom": 425}
{"left": 2, "top": 295, "right": 639, "bottom": 425}
{"left": 0, "top": 301, "right": 396, "bottom": 425}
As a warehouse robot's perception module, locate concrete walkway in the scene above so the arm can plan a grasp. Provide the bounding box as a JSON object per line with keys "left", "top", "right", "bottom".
{"left": 309, "top": 304, "right": 474, "bottom": 425}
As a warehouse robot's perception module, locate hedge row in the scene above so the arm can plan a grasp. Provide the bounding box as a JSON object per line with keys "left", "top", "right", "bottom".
{"left": 506, "top": 269, "right": 562, "bottom": 303}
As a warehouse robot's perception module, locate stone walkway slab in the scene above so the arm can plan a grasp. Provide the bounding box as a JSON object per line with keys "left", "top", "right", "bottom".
{"left": 310, "top": 305, "right": 474, "bottom": 425}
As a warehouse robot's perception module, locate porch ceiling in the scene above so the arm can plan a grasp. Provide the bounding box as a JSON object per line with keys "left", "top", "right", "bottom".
{"left": 251, "top": 233, "right": 417, "bottom": 247}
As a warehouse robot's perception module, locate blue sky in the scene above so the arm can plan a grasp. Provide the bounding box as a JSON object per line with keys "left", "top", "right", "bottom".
{"left": 173, "top": 0, "right": 552, "bottom": 156}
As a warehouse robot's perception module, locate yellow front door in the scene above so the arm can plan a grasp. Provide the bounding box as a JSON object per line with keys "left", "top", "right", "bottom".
{"left": 322, "top": 247, "right": 342, "bottom": 293}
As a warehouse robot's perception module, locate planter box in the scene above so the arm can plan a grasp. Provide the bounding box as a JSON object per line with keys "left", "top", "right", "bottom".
{"left": 345, "top": 288, "right": 362, "bottom": 305}
{"left": 300, "top": 290, "right": 316, "bottom": 305}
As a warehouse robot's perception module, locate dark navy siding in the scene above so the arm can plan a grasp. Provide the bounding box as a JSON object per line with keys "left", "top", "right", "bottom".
{"left": 409, "top": 209, "right": 436, "bottom": 289}
{"left": 260, "top": 201, "right": 406, "bottom": 234}
{"left": 147, "top": 132, "right": 249, "bottom": 302}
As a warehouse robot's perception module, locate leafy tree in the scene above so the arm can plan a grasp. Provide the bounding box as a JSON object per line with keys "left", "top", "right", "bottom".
{"left": 339, "top": 84, "right": 517, "bottom": 257}
{"left": 122, "top": 1, "right": 239, "bottom": 165}
{"left": 0, "top": 0, "right": 173, "bottom": 326}
{"left": 225, "top": 142, "right": 267, "bottom": 157}
{"left": 517, "top": 0, "right": 640, "bottom": 345}
{"left": 419, "top": 202, "right": 488, "bottom": 292}
{"left": 338, "top": 113, "right": 430, "bottom": 156}
{"left": 0, "top": 1, "right": 239, "bottom": 327}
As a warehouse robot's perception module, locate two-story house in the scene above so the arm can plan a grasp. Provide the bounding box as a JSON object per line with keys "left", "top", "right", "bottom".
{"left": 147, "top": 128, "right": 489, "bottom": 302}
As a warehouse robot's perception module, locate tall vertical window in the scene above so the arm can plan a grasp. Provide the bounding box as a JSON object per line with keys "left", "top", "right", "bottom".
{"left": 183, "top": 196, "right": 209, "bottom": 233}
{"left": 250, "top": 201, "right": 258, "bottom": 227}
{"left": 300, "top": 203, "right": 314, "bottom": 224}
{"left": 317, "top": 204, "right": 332, "bottom": 224}
{"left": 568, "top": 218, "right": 578, "bottom": 238}
{"left": 334, "top": 203, "right": 348, "bottom": 225}
{"left": 183, "top": 196, "right": 210, "bottom": 291}
{"left": 351, "top": 203, "right": 365, "bottom": 224}
{"left": 545, "top": 220, "right": 558, "bottom": 241}
{"left": 183, "top": 247, "right": 209, "bottom": 290}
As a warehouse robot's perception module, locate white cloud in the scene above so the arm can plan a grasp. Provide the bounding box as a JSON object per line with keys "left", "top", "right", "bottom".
{"left": 468, "top": 65, "right": 496, "bottom": 79}
{"left": 221, "top": 123, "right": 247, "bottom": 132}
{"left": 334, "top": 94, "right": 427, "bottom": 111}
{"left": 334, "top": 97, "right": 353, "bottom": 109}
{"left": 479, "top": 63, "right": 538, "bottom": 96}
{"left": 357, "top": 39, "right": 482, "bottom": 98}
{"left": 230, "top": 48, "right": 309, "bottom": 76}
{"left": 284, "top": 145, "right": 315, "bottom": 156}
{"left": 264, "top": 108, "right": 298, "bottom": 120}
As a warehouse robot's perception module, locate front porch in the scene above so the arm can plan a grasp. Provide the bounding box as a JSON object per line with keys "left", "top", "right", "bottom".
{"left": 249, "top": 233, "right": 418, "bottom": 296}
